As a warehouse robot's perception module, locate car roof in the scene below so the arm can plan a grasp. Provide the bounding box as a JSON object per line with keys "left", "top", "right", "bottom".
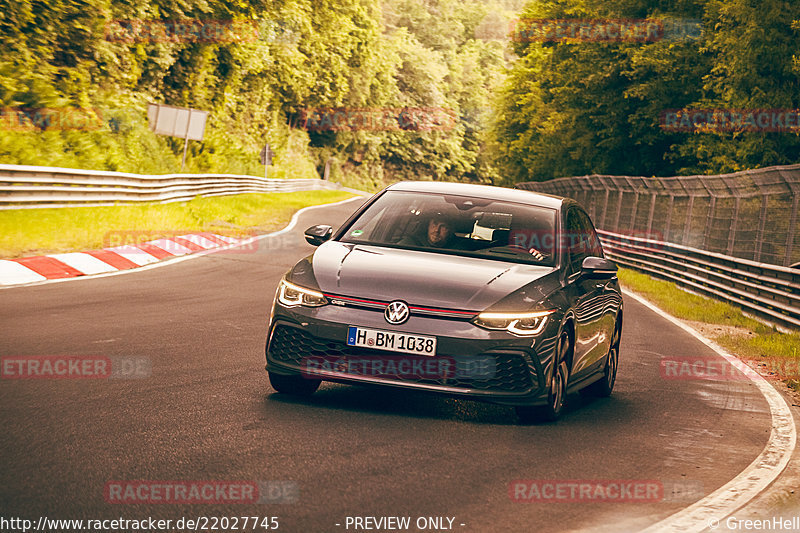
{"left": 386, "top": 181, "right": 568, "bottom": 210}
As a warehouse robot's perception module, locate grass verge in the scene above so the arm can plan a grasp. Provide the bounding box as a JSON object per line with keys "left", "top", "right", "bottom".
{"left": 0, "top": 190, "right": 357, "bottom": 258}
{"left": 618, "top": 268, "right": 800, "bottom": 392}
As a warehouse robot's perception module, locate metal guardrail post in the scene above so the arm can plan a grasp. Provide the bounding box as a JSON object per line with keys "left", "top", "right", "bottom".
{"left": 755, "top": 195, "right": 768, "bottom": 263}
{"left": 630, "top": 191, "right": 639, "bottom": 231}
{"left": 646, "top": 193, "right": 657, "bottom": 234}
{"left": 787, "top": 193, "right": 799, "bottom": 267}
{"left": 614, "top": 190, "right": 624, "bottom": 232}
{"left": 578, "top": 177, "right": 591, "bottom": 219}
{"left": 681, "top": 195, "right": 695, "bottom": 246}
{"left": 579, "top": 177, "right": 592, "bottom": 215}
{"left": 701, "top": 176, "right": 715, "bottom": 251}
{"left": 728, "top": 196, "right": 740, "bottom": 256}
{"left": 588, "top": 177, "right": 601, "bottom": 222}
{"left": 664, "top": 195, "right": 674, "bottom": 241}
{"left": 781, "top": 172, "right": 799, "bottom": 267}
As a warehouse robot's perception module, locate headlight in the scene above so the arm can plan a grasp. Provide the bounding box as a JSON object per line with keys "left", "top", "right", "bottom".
{"left": 473, "top": 309, "right": 555, "bottom": 336}
{"left": 277, "top": 279, "right": 328, "bottom": 308}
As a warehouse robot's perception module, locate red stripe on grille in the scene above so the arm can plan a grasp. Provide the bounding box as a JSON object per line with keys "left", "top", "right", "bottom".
{"left": 324, "top": 294, "right": 476, "bottom": 316}
{"left": 409, "top": 306, "right": 477, "bottom": 315}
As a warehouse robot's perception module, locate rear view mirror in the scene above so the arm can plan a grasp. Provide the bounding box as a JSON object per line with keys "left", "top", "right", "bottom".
{"left": 304, "top": 225, "right": 333, "bottom": 246}
{"left": 581, "top": 256, "right": 617, "bottom": 278}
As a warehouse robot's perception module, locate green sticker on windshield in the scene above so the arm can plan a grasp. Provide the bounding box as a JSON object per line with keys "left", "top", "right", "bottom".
{"left": 351, "top": 229, "right": 364, "bottom": 236}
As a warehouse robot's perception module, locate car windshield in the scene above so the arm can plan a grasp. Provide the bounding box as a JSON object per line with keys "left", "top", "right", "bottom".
{"left": 339, "top": 190, "right": 558, "bottom": 266}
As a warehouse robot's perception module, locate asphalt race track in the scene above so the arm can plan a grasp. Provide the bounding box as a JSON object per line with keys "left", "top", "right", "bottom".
{"left": 0, "top": 198, "right": 775, "bottom": 532}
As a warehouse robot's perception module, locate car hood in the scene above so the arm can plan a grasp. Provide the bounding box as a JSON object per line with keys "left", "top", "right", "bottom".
{"left": 303, "top": 242, "right": 557, "bottom": 311}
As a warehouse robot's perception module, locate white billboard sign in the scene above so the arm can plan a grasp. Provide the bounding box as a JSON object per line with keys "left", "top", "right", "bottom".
{"left": 147, "top": 103, "right": 208, "bottom": 141}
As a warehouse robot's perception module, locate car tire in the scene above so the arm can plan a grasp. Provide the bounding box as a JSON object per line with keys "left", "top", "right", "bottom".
{"left": 580, "top": 321, "right": 620, "bottom": 398}
{"left": 516, "top": 331, "right": 570, "bottom": 423}
{"left": 268, "top": 371, "right": 320, "bottom": 396}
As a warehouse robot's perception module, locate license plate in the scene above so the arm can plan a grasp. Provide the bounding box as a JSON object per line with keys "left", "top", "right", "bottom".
{"left": 346, "top": 326, "right": 437, "bottom": 356}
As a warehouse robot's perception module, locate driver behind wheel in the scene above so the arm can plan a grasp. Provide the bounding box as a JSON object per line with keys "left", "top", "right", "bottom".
{"left": 400, "top": 212, "right": 460, "bottom": 249}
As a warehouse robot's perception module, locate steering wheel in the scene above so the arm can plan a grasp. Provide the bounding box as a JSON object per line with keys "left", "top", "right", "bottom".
{"left": 527, "top": 248, "right": 547, "bottom": 261}
{"left": 490, "top": 244, "right": 548, "bottom": 261}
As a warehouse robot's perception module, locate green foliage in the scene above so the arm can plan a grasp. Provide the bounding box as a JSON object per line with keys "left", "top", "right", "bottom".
{"left": 315, "top": 0, "right": 524, "bottom": 187}
{"left": 5, "top": 0, "right": 795, "bottom": 185}
{"left": 493, "top": 0, "right": 800, "bottom": 183}
{"left": 0, "top": 0, "right": 396, "bottom": 176}
{"left": 672, "top": 0, "right": 800, "bottom": 174}
{"left": 0, "top": 0, "right": 526, "bottom": 186}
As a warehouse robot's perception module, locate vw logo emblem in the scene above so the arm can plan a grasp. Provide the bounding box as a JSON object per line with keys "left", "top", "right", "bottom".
{"left": 385, "top": 301, "right": 410, "bottom": 325}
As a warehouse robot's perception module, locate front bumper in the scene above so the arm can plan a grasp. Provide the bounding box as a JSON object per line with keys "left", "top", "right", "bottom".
{"left": 265, "top": 303, "right": 560, "bottom": 407}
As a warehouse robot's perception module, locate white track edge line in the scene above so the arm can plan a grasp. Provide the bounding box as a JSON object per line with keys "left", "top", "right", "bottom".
{"left": 625, "top": 288, "right": 797, "bottom": 533}
{"left": 0, "top": 195, "right": 366, "bottom": 289}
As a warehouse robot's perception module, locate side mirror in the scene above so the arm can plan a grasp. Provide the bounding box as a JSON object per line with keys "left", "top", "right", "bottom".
{"left": 581, "top": 256, "right": 617, "bottom": 278}
{"left": 304, "top": 225, "right": 333, "bottom": 246}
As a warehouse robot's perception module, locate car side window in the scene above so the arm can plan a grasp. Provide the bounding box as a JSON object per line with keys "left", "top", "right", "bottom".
{"left": 566, "top": 208, "right": 587, "bottom": 274}
{"left": 566, "top": 208, "right": 603, "bottom": 274}
{"left": 577, "top": 209, "right": 604, "bottom": 258}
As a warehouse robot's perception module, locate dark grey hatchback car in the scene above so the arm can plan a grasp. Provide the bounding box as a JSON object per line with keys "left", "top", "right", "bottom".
{"left": 265, "top": 181, "right": 622, "bottom": 422}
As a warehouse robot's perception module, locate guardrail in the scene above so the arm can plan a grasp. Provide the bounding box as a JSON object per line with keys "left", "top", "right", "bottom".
{"left": 0, "top": 164, "right": 340, "bottom": 208}
{"left": 516, "top": 165, "right": 800, "bottom": 328}
{"left": 516, "top": 164, "right": 800, "bottom": 268}
{"left": 598, "top": 229, "right": 800, "bottom": 329}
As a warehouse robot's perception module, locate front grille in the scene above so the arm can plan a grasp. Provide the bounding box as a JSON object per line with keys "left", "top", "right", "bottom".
{"left": 268, "top": 324, "right": 532, "bottom": 393}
